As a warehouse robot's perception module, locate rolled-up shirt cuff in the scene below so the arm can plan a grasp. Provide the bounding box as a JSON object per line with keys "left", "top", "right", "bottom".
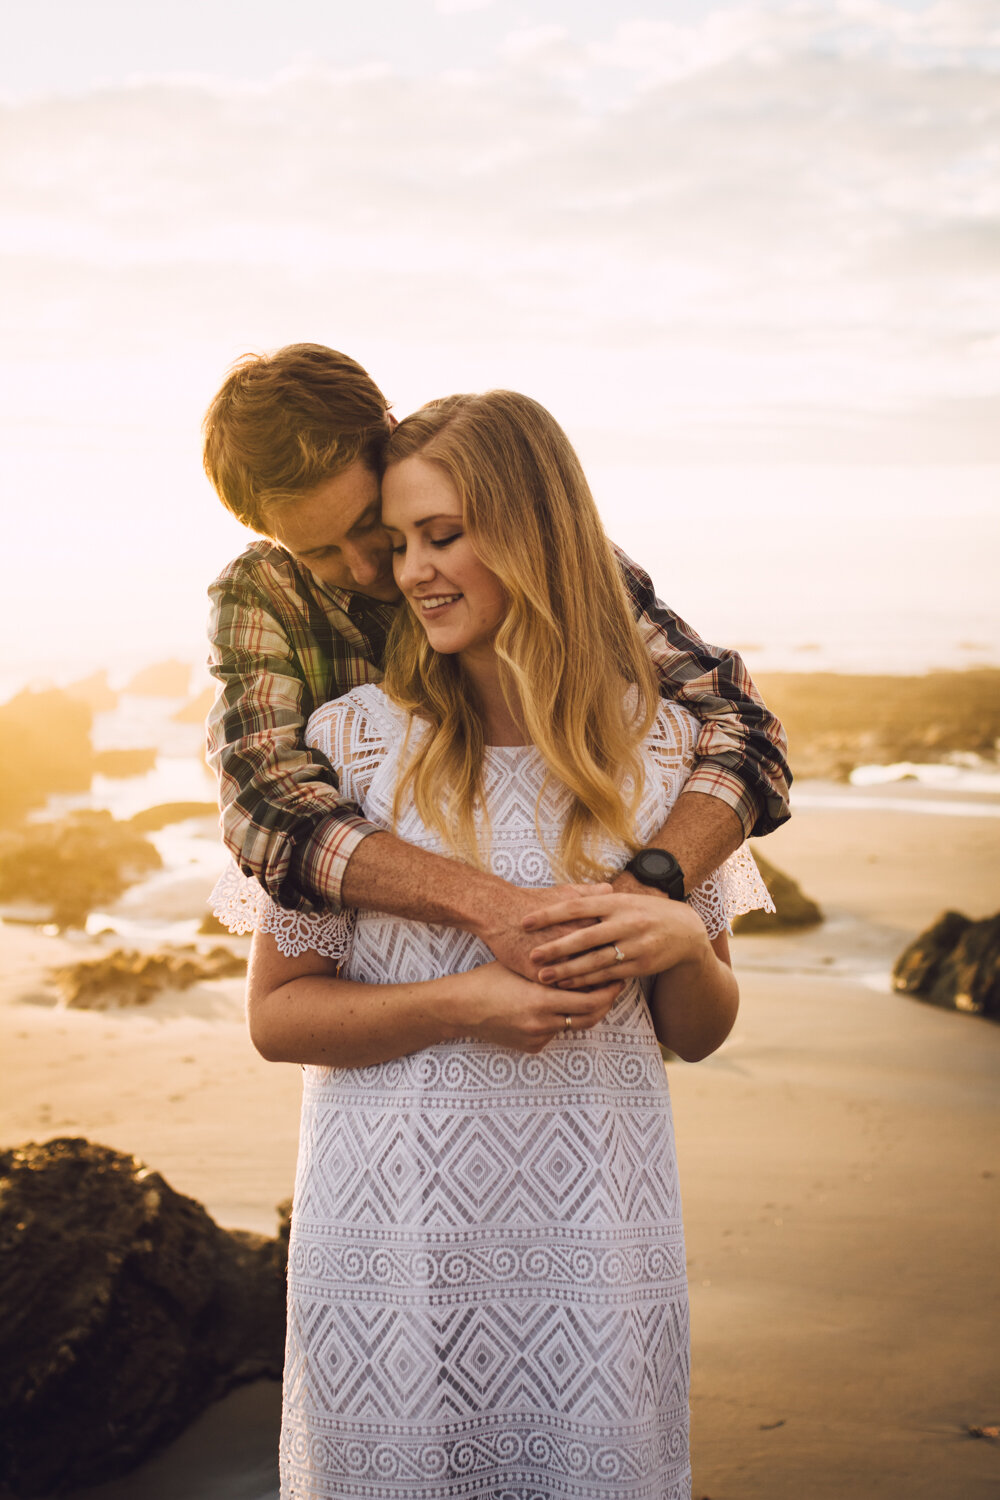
{"left": 285, "top": 811, "right": 382, "bottom": 915}
{"left": 680, "top": 765, "right": 762, "bottom": 842}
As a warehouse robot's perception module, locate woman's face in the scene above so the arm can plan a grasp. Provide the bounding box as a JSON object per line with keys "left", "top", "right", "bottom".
{"left": 381, "top": 456, "right": 507, "bottom": 665}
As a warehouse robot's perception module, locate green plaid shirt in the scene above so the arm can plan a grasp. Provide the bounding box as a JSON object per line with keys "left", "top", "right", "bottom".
{"left": 207, "top": 539, "right": 791, "bottom": 913}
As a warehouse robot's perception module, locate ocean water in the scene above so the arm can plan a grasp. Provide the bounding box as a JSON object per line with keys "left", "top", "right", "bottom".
{"left": 6, "top": 687, "right": 997, "bottom": 952}
{"left": 794, "top": 756, "right": 1000, "bottom": 817}
{"left": 4, "top": 614, "right": 1000, "bottom": 709}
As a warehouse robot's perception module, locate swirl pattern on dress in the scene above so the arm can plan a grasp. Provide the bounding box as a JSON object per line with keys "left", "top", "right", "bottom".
{"left": 209, "top": 684, "right": 773, "bottom": 1500}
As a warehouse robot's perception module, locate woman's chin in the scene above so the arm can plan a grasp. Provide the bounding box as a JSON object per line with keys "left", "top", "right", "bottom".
{"left": 422, "top": 629, "right": 465, "bottom": 655}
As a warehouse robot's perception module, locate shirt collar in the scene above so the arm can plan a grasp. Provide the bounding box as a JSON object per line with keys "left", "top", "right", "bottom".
{"left": 270, "top": 542, "right": 397, "bottom": 622}
{"left": 314, "top": 575, "right": 399, "bottom": 625}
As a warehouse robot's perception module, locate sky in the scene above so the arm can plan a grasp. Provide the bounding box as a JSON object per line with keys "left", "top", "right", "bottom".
{"left": 2, "top": 0, "right": 998, "bottom": 685}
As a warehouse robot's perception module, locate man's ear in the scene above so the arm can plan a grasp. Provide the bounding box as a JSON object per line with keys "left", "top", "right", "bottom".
{"left": 387, "top": 411, "right": 398, "bottom": 430}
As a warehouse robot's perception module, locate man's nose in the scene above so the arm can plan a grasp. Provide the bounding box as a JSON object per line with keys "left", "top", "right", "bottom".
{"left": 344, "top": 540, "right": 387, "bottom": 586}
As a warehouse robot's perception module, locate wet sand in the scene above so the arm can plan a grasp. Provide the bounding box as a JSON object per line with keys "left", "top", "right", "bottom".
{"left": 2, "top": 797, "right": 998, "bottom": 1499}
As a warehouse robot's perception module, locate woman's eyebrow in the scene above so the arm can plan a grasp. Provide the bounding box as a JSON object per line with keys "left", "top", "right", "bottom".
{"left": 408, "top": 512, "right": 462, "bottom": 529}
{"left": 383, "top": 513, "right": 460, "bottom": 532}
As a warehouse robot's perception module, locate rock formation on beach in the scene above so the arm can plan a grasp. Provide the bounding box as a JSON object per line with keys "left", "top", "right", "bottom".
{"left": 892, "top": 911, "right": 999, "bottom": 1019}
{"left": 0, "top": 811, "right": 161, "bottom": 929}
{"left": 91, "top": 746, "right": 158, "bottom": 778}
{"left": 0, "top": 1139, "right": 287, "bottom": 1498}
{"left": 732, "top": 852, "right": 822, "bottom": 933}
{"left": 128, "top": 800, "right": 217, "bottom": 832}
{"left": 50, "top": 945, "right": 247, "bottom": 1009}
{"left": 0, "top": 690, "right": 94, "bottom": 826}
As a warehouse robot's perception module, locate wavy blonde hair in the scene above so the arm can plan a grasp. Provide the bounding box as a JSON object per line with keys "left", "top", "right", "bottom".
{"left": 381, "top": 390, "right": 660, "bottom": 881}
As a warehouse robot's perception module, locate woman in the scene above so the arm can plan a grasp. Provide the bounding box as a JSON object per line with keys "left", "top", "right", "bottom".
{"left": 212, "top": 390, "right": 771, "bottom": 1500}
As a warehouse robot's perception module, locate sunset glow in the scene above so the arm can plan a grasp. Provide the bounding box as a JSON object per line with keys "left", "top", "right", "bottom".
{"left": 2, "top": 0, "right": 998, "bottom": 682}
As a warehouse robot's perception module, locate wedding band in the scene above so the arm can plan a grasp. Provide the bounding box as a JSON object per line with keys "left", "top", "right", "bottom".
{"left": 564, "top": 1015, "right": 573, "bottom": 1031}
{"left": 613, "top": 945, "right": 625, "bottom": 964}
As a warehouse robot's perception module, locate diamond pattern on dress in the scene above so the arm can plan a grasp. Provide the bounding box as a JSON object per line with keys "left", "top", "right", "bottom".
{"left": 206, "top": 685, "right": 773, "bottom": 1499}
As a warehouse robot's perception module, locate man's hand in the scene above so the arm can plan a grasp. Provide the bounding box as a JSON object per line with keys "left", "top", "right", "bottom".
{"left": 477, "top": 882, "right": 613, "bottom": 980}
{"left": 524, "top": 887, "right": 707, "bottom": 990}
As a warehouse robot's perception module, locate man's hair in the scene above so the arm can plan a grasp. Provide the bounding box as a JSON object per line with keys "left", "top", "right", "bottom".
{"left": 381, "top": 390, "right": 660, "bottom": 882}
{"left": 202, "top": 343, "right": 392, "bottom": 532}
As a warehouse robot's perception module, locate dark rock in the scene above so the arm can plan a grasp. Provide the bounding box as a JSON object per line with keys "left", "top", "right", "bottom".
{"left": 275, "top": 1199, "right": 292, "bottom": 1256}
{"left": 0, "top": 1139, "right": 287, "bottom": 1497}
{"left": 892, "top": 911, "right": 1000, "bottom": 1019}
{"left": 891, "top": 910, "right": 971, "bottom": 995}
{"left": 731, "top": 852, "right": 823, "bottom": 933}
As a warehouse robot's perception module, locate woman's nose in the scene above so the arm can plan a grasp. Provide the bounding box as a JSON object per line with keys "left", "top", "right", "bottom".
{"left": 395, "top": 540, "right": 435, "bottom": 591}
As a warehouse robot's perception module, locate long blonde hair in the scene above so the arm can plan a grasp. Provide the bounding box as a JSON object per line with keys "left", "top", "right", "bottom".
{"left": 381, "top": 391, "right": 660, "bottom": 881}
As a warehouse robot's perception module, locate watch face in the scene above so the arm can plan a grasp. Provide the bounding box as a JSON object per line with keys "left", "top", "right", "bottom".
{"left": 638, "top": 849, "right": 674, "bottom": 880}
{"left": 630, "top": 848, "right": 685, "bottom": 897}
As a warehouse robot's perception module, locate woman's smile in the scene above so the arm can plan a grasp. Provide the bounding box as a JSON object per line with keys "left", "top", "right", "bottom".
{"left": 415, "top": 591, "right": 463, "bottom": 615}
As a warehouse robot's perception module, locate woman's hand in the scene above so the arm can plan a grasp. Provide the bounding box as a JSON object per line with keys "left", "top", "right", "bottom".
{"left": 524, "top": 891, "right": 739, "bottom": 1061}
{"left": 523, "top": 888, "right": 710, "bottom": 990}
{"left": 246, "top": 934, "right": 622, "bottom": 1069}
{"left": 459, "top": 961, "right": 622, "bottom": 1052}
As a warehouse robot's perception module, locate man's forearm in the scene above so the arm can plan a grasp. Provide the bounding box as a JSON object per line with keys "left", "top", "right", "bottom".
{"left": 341, "top": 829, "right": 505, "bottom": 929}
{"left": 340, "top": 831, "right": 595, "bottom": 980}
{"left": 612, "top": 789, "right": 743, "bottom": 896}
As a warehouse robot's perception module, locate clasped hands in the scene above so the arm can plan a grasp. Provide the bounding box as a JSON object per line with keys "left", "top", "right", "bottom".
{"left": 482, "top": 878, "right": 707, "bottom": 993}
{"left": 523, "top": 881, "right": 707, "bottom": 988}
{"left": 468, "top": 880, "right": 709, "bottom": 1054}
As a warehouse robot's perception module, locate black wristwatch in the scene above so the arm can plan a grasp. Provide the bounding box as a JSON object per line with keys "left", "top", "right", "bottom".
{"left": 624, "top": 848, "right": 687, "bottom": 901}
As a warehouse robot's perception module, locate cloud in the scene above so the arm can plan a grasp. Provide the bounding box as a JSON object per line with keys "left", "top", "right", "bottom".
{"left": 1, "top": 0, "right": 998, "bottom": 460}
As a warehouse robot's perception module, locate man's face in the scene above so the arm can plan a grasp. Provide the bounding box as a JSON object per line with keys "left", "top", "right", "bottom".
{"left": 265, "top": 461, "right": 399, "bottom": 602}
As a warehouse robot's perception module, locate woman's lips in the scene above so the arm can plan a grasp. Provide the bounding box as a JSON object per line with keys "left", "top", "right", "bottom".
{"left": 415, "top": 593, "right": 462, "bottom": 615}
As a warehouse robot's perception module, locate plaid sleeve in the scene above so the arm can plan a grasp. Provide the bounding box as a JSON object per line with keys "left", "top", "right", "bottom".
{"left": 206, "top": 566, "right": 380, "bottom": 915}
{"left": 616, "top": 545, "right": 792, "bottom": 838}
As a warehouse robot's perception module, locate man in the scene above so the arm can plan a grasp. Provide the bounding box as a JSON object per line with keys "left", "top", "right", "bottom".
{"left": 204, "top": 343, "right": 790, "bottom": 980}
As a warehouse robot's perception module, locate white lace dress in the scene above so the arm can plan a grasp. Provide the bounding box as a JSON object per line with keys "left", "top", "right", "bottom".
{"left": 211, "top": 685, "right": 772, "bottom": 1500}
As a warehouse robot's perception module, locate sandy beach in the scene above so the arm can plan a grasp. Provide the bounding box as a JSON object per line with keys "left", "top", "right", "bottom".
{"left": 2, "top": 792, "right": 998, "bottom": 1500}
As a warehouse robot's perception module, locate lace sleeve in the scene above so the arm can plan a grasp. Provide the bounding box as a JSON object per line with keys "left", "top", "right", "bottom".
{"left": 207, "top": 686, "right": 398, "bottom": 960}
{"left": 687, "top": 844, "right": 775, "bottom": 940}
{"left": 209, "top": 862, "right": 356, "bottom": 961}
